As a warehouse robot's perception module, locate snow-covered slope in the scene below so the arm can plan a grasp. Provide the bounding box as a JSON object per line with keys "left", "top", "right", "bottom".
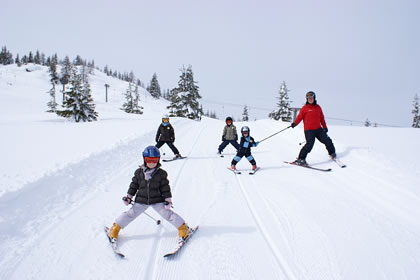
{"left": 1, "top": 64, "right": 419, "bottom": 280}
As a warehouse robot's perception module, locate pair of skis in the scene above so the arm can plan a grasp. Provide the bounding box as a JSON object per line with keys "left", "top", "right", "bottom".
{"left": 227, "top": 167, "right": 260, "bottom": 175}
{"left": 104, "top": 225, "right": 199, "bottom": 258}
{"left": 284, "top": 158, "right": 347, "bottom": 172}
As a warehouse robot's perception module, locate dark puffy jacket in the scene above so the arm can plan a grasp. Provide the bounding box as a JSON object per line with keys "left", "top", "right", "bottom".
{"left": 156, "top": 123, "right": 175, "bottom": 142}
{"left": 127, "top": 164, "right": 172, "bottom": 205}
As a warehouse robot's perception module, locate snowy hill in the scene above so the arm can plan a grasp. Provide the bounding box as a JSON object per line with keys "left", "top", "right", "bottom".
{"left": 1, "top": 64, "right": 420, "bottom": 280}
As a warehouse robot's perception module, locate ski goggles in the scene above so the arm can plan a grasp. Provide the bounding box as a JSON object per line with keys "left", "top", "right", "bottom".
{"left": 162, "top": 118, "right": 169, "bottom": 123}
{"left": 144, "top": 157, "right": 160, "bottom": 164}
{"left": 226, "top": 120, "right": 232, "bottom": 124}
{"left": 306, "top": 92, "right": 315, "bottom": 98}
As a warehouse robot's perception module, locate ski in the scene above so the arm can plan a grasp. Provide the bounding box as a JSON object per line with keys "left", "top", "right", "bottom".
{"left": 227, "top": 167, "right": 241, "bottom": 174}
{"left": 163, "top": 156, "right": 187, "bottom": 162}
{"left": 284, "top": 161, "right": 332, "bottom": 172}
{"left": 249, "top": 167, "right": 260, "bottom": 175}
{"left": 332, "top": 158, "right": 346, "bottom": 168}
{"left": 164, "top": 225, "right": 199, "bottom": 258}
{"left": 104, "top": 226, "right": 125, "bottom": 258}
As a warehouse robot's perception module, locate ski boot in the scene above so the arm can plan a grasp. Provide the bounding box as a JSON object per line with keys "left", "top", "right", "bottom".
{"left": 178, "top": 223, "right": 192, "bottom": 243}
{"left": 108, "top": 223, "right": 121, "bottom": 242}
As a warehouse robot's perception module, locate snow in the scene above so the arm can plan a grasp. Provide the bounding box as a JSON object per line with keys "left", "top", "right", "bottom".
{"left": 1, "top": 64, "right": 420, "bottom": 280}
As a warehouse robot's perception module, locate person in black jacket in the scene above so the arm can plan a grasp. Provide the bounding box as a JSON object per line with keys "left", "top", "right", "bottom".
{"left": 155, "top": 115, "right": 182, "bottom": 158}
{"left": 107, "top": 146, "right": 192, "bottom": 243}
{"left": 231, "top": 126, "right": 259, "bottom": 170}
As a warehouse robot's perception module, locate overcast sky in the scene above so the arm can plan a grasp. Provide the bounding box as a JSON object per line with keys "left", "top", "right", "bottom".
{"left": 2, "top": 0, "right": 419, "bottom": 126}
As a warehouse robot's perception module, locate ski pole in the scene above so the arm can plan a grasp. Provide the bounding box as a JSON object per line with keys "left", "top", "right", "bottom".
{"left": 122, "top": 197, "right": 161, "bottom": 225}
{"left": 258, "top": 125, "right": 291, "bottom": 143}
{"left": 299, "top": 141, "right": 306, "bottom": 145}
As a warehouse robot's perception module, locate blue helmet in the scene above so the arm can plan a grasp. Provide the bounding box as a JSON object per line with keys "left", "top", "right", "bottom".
{"left": 241, "top": 126, "right": 250, "bottom": 134}
{"left": 143, "top": 145, "right": 161, "bottom": 158}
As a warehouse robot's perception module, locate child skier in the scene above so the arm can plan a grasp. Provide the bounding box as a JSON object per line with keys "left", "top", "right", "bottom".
{"left": 155, "top": 115, "right": 182, "bottom": 158}
{"left": 218, "top": 116, "right": 240, "bottom": 155}
{"left": 231, "top": 126, "right": 259, "bottom": 170}
{"left": 107, "top": 145, "right": 192, "bottom": 244}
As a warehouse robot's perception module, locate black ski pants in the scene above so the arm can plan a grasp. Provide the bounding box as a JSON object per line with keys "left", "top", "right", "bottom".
{"left": 156, "top": 141, "right": 180, "bottom": 155}
{"left": 298, "top": 128, "right": 335, "bottom": 160}
{"left": 218, "top": 140, "right": 240, "bottom": 152}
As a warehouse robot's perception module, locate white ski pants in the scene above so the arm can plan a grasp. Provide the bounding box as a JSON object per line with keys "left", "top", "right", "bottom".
{"left": 115, "top": 202, "right": 185, "bottom": 229}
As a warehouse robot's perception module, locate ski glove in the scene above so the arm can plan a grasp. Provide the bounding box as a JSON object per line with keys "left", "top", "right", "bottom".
{"left": 291, "top": 122, "right": 296, "bottom": 128}
{"left": 324, "top": 128, "right": 328, "bottom": 133}
{"left": 122, "top": 195, "right": 133, "bottom": 206}
{"left": 222, "top": 136, "right": 226, "bottom": 141}
{"left": 164, "top": 198, "right": 173, "bottom": 210}
{"left": 254, "top": 141, "right": 260, "bottom": 147}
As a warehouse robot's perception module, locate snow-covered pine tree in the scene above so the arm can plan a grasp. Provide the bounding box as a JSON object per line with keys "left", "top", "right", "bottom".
{"left": 121, "top": 81, "right": 143, "bottom": 114}
{"left": 268, "top": 81, "right": 292, "bottom": 121}
{"left": 60, "top": 56, "right": 72, "bottom": 97}
{"left": 167, "top": 65, "right": 203, "bottom": 120}
{"left": 412, "top": 94, "right": 419, "bottom": 128}
{"left": 242, "top": 105, "right": 249, "bottom": 121}
{"left": 132, "top": 83, "right": 144, "bottom": 114}
{"left": 147, "top": 73, "right": 161, "bottom": 99}
{"left": 46, "top": 62, "right": 59, "bottom": 112}
{"left": 56, "top": 65, "right": 98, "bottom": 122}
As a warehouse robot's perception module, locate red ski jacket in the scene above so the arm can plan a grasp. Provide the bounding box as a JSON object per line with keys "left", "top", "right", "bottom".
{"left": 294, "top": 104, "right": 327, "bottom": 131}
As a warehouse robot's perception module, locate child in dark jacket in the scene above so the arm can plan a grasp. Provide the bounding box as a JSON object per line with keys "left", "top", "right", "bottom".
{"left": 231, "top": 126, "right": 259, "bottom": 170}
{"left": 107, "top": 146, "right": 191, "bottom": 244}
{"left": 155, "top": 115, "right": 182, "bottom": 158}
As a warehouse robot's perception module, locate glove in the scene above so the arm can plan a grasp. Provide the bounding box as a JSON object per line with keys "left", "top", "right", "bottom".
{"left": 164, "top": 198, "right": 173, "bottom": 210}
{"left": 222, "top": 136, "right": 226, "bottom": 141}
{"left": 254, "top": 141, "right": 259, "bottom": 147}
{"left": 291, "top": 122, "right": 296, "bottom": 128}
{"left": 234, "top": 135, "right": 238, "bottom": 141}
{"left": 324, "top": 128, "right": 328, "bottom": 133}
{"left": 122, "top": 195, "right": 133, "bottom": 206}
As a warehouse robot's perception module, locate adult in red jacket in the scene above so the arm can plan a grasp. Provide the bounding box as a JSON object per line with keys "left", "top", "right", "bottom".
{"left": 291, "top": 91, "right": 336, "bottom": 166}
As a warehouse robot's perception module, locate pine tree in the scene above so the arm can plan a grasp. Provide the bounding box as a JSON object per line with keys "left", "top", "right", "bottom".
{"left": 34, "top": 50, "right": 41, "bottom": 64}
{"left": 56, "top": 66, "right": 98, "bottom": 122}
{"left": 167, "top": 65, "right": 203, "bottom": 120}
{"left": 28, "top": 51, "right": 34, "bottom": 63}
{"left": 46, "top": 62, "right": 59, "bottom": 112}
{"left": 60, "top": 56, "right": 72, "bottom": 98}
{"left": 147, "top": 73, "right": 161, "bottom": 99}
{"left": 0, "top": 46, "right": 13, "bottom": 65}
{"left": 15, "top": 54, "right": 22, "bottom": 67}
{"left": 412, "top": 94, "right": 420, "bottom": 128}
{"left": 269, "top": 81, "right": 292, "bottom": 121}
{"left": 242, "top": 105, "right": 249, "bottom": 121}
{"left": 132, "top": 84, "right": 144, "bottom": 114}
{"left": 121, "top": 81, "right": 143, "bottom": 114}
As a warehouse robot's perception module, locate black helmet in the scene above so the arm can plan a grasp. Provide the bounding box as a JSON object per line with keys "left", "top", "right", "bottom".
{"left": 225, "top": 116, "right": 233, "bottom": 122}
{"left": 241, "top": 126, "right": 250, "bottom": 134}
{"left": 305, "top": 91, "right": 317, "bottom": 104}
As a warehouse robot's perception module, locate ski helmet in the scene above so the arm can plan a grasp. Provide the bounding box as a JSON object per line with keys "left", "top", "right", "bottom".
{"left": 241, "top": 126, "right": 250, "bottom": 134}
{"left": 143, "top": 145, "right": 161, "bottom": 158}
{"left": 305, "top": 91, "right": 317, "bottom": 104}
{"left": 225, "top": 116, "right": 233, "bottom": 122}
{"left": 162, "top": 114, "right": 170, "bottom": 123}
